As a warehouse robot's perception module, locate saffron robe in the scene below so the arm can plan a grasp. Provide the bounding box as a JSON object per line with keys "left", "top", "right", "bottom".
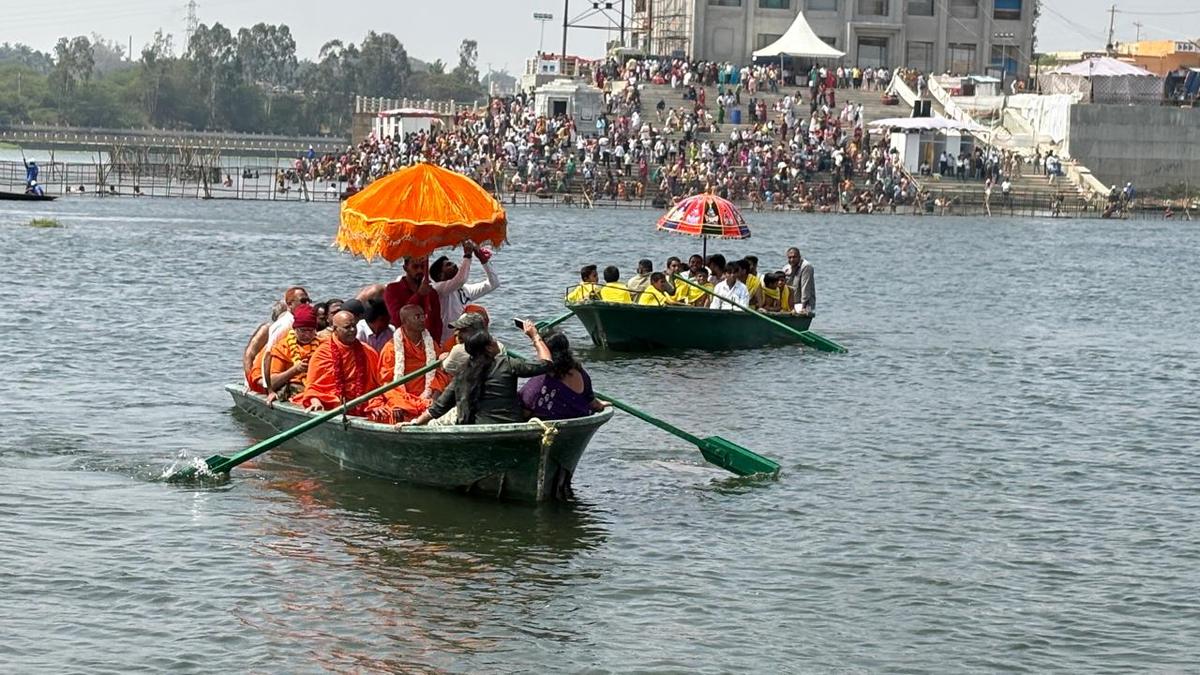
{"left": 267, "top": 330, "right": 322, "bottom": 392}
{"left": 377, "top": 331, "right": 442, "bottom": 420}
{"left": 292, "top": 339, "right": 389, "bottom": 421}
{"left": 246, "top": 347, "right": 268, "bottom": 394}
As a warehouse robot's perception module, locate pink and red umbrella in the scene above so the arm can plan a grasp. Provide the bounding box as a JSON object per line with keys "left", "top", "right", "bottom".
{"left": 656, "top": 193, "right": 750, "bottom": 257}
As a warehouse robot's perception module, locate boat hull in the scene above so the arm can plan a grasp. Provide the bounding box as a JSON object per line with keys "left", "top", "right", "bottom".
{"left": 0, "top": 191, "right": 57, "bottom": 201}
{"left": 225, "top": 384, "right": 613, "bottom": 502}
{"left": 567, "top": 302, "right": 813, "bottom": 351}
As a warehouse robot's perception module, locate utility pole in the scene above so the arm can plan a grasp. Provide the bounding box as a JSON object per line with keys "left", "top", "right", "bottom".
{"left": 561, "top": 0, "right": 569, "bottom": 78}
{"left": 1133, "top": 21, "right": 1142, "bottom": 42}
{"left": 185, "top": 0, "right": 199, "bottom": 44}
{"left": 1106, "top": 4, "right": 1117, "bottom": 54}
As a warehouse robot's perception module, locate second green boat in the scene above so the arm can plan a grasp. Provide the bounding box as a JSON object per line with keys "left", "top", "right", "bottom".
{"left": 566, "top": 302, "right": 814, "bottom": 351}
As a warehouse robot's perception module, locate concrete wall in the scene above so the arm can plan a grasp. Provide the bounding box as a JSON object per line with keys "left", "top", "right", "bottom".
{"left": 1067, "top": 104, "right": 1200, "bottom": 190}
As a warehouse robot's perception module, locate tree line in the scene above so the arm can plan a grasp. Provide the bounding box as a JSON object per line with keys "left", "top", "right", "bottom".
{"left": 0, "top": 24, "right": 492, "bottom": 136}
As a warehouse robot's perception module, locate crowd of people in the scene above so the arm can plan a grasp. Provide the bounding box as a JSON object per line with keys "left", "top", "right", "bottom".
{"left": 564, "top": 246, "right": 816, "bottom": 317}
{"left": 271, "top": 55, "right": 925, "bottom": 213}
{"left": 240, "top": 242, "right": 608, "bottom": 429}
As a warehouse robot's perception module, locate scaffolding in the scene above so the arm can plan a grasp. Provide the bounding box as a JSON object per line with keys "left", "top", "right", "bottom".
{"left": 631, "top": 0, "right": 694, "bottom": 59}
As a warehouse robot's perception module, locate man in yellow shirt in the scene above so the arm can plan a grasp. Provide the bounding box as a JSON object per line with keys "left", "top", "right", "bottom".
{"left": 674, "top": 268, "right": 713, "bottom": 307}
{"left": 637, "top": 273, "right": 679, "bottom": 306}
{"left": 565, "top": 264, "right": 600, "bottom": 303}
{"left": 598, "top": 265, "right": 632, "bottom": 303}
{"left": 735, "top": 259, "right": 762, "bottom": 309}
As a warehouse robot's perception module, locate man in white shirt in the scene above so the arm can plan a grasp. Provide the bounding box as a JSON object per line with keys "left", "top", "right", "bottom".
{"left": 711, "top": 264, "right": 750, "bottom": 311}
{"left": 260, "top": 285, "right": 310, "bottom": 388}
{"left": 356, "top": 299, "right": 394, "bottom": 353}
{"left": 429, "top": 241, "right": 501, "bottom": 339}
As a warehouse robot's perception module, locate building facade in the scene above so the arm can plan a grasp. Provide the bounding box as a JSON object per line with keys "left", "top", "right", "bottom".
{"left": 1116, "top": 40, "right": 1200, "bottom": 77}
{"left": 630, "top": 0, "right": 1036, "bottom": 78}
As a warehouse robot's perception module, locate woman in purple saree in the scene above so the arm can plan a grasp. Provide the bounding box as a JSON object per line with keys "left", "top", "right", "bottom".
{"left": 520, "top": 332, "right": 606, "bottom": 420}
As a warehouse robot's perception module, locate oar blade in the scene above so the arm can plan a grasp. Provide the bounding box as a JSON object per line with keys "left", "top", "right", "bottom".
{"left": 799, "top": 330, "right": 848, "bottom": 354}
{"left": 164, "top": 453, "right": 230, "bottom": 482}
{"left": 699, "top": 436, "right": 780, "bottom": 477}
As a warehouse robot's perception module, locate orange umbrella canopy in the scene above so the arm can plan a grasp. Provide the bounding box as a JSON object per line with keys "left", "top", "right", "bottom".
{"left": 336, "top": 163, "right": 507, "bottom": 263}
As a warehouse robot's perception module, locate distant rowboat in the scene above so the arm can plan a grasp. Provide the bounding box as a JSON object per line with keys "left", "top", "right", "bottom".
{"left": 0, "top": 190, "right": 57, "bottom": 201}
{"left": 567, "top": 302, "right": 814, "bottom": 351}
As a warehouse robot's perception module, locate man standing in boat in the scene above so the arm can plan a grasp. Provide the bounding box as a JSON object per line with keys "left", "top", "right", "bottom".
{"left": 23, "top": 159, "right": 39, "bottom": 192}
{"left": 782, "top": 247, "right": 816, "bottom": 316}
{"left": 384, "top": 257, "right": 444, "bottom": 342}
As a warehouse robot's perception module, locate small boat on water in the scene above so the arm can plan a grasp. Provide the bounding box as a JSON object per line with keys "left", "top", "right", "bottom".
{"left": 567, "top": 301, "right": 813, "bottom": 351}
{"left": 225, "top": 384, "right": 614, "bottom": 502}
{"left": 0, "top": 190, "right": 57, "bottom": 202}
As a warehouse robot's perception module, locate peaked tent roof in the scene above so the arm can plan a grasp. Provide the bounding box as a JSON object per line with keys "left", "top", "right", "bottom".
{"left": 1049, "top": 56, "right": 1155, "bottom": 77}
{"left": 751, "top": 11, "right": 845, "bottom": 60}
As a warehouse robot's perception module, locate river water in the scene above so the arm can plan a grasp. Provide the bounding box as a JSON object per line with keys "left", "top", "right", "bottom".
{"left": 2, "top": 198, "right": 1198, "bottom": 672}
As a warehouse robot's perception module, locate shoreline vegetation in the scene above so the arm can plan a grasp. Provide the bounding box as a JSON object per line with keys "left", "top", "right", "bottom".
{"left": 0, "top": 27, "right": 490, "bottom": 137}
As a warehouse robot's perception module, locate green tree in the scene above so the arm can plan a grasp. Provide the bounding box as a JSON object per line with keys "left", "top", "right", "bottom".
{"left": 357, "top": 31, "right": 410, "bottom": 97}
{"left": 452, "top": 39, "right": 479, "bottom": 86}
{"left": 51, "top": 36, "right": 95, "bottom": 100}
{"left": 187, "top": 23, "right": 241, "bottom": 128}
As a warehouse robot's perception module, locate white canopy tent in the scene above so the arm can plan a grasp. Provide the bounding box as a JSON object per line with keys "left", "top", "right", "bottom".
{"left": 1042, "top": 57, "right": 1161, "bottom": 103}
{"left": 751, "top": 11, "right": 845, "bottom": 60}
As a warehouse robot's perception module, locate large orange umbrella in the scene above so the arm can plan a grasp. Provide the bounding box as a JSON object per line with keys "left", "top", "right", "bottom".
{"left": 336, "top": 163, "right": 507, "bottom": 263}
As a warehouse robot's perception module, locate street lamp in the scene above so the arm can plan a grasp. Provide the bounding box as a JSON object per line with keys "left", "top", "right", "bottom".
{"left": 534, "top": 12, "right": 554, "bottom": 54}
{"left": 993, "top": 31, "right": 1016, "bottom": 90}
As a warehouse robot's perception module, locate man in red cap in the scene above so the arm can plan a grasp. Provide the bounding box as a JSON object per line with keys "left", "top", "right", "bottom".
{"left": 264, "top": 303, "right": 323, "bottom": 403}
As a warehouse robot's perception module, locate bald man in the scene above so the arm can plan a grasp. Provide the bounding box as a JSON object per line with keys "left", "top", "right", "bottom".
{"left": 260, "top": 286, "right": 310, "bottom": 388}
{"left": 291, "top": 310, "right": 390, "bottom": 421}
{"left": 378, "top": 304, "right": 442, "bottom": 421}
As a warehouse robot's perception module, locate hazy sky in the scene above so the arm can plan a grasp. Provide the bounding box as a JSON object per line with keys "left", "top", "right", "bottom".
{"left": 3, "top": 0, "right": 1199, "bottom": 74}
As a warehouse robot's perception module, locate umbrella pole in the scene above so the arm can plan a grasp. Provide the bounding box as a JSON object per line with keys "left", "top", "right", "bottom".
{"left": 702, "top": 235, "right": 708, "bottom": 261}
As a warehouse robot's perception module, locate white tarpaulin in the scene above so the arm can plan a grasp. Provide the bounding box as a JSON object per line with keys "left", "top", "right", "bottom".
{"left": 751, "top": 11, "right": 844, "bottom": 60}
{"left": 1043, "top": 57, "right": 1162, "bottom": 104}
{"left": 868, "top": 116, "right": 986, "bottom": 132}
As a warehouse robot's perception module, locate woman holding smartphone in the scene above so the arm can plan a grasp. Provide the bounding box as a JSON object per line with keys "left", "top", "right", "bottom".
{"left": 403, "top": 320, "right": 550, "bottom": 426}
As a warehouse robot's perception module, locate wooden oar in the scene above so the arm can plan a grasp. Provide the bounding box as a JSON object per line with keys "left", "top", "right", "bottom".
{"left": 672, "top": 274, "right": 848, "bottom": 353}
{"left": 513, "top": 322, "right": 781, "bottom": 477}
{"left": 167, "top": 310, "right": 576, "bottom": 482}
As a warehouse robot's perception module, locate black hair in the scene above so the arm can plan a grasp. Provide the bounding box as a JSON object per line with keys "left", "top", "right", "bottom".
{"left": 762, "top": 271, "right": 780, "bottom": 285}
{"left": 708, "top": 254, "right": 726, "bottom": 272}
{"left": 603, "top": 265, "right": 620, "bottom": 283}
{"left": 733, "top": 260, "right": 750, "bottom": 274}
{"left": 544, "top": 331, "right": 580, "bottom": 379}
{"left": 637, "top": 258, "right": 653, "bottom": 273}
{"left": 429, "top": 255, "right": 451, "bottom": 282}
{"left": 365, "top": 299, "right": 390, "bottom": 323}
{"left": 459, "top": 330, "right": 497, "bottom": 424}
{"left": 580, "top": 264, "right": 598, "bottom": 281}
{"left": 744, "top": 255, "right": 758, "bottom": 267}
{"left": 650, "top": 272, "right": 666, "bottom": 283}
{"left": 666, "top": 256, "right": 682, "bottom": 268}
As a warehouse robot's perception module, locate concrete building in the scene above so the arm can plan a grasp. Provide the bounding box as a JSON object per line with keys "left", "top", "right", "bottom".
{"left": 630, "top": 0, "right": 1036, "bottom": 78}
{"left": 1116, "top": 40, "right": 1200, "bottom": 77}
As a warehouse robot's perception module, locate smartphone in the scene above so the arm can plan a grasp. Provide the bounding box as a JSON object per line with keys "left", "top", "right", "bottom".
{"left": 513, "top": 318, "right": 526, "bottom": 330}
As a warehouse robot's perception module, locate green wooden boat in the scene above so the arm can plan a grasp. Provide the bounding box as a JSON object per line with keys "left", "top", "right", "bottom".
{"left": 567, "top": 302, "right": 814, "bottom": 351}
{"left": 225, "top": 384, "right": 614, "bottom": 502}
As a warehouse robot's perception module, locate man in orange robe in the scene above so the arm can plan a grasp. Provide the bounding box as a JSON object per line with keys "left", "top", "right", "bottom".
{"left": 378, "top": 304, "right": 443, "bottom": 421}
{"left": 265, "top": 304, "right": 323, "bottom": 403}
{"left": 292, "top": 310, "right": 390, "bottom": 422}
